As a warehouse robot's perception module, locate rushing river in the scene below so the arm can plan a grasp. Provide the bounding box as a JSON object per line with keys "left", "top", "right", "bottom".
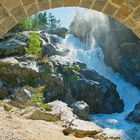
{"left": 62, "top": 34, "right": 140, "bottom": 140}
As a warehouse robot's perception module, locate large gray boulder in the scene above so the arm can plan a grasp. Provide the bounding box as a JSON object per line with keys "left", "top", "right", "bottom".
{"left": 70, "top": 77, "right": 124, "bottom": 114}
{"left": 126, "top": 102, "right": 140, "bottom": 123}
{"left": 13, "top": 87, "right": 32, "bottom": 104}
{"left": 46, "top": 27, "right": 68, "bottom": 38}
{"left": 49, "top": 101, "right": 102, "bottom": 138}
{"left": 71, "top": 101, "right": 89, "bottom": 120}
{"left": 44, "top": 59, "right": 124, "bottom": 114}
{"left": 0, "top": 34, "right": 27, "bottom": 58}
{"left": 44, "top": 74, "right": 65, "bottom": 102}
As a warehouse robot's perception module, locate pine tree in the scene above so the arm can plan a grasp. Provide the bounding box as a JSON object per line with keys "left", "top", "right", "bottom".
{"left": 25, "top": 32, "right": 41, "bottom": 56}
{"left": 20, "top": 17, "right": 31, "bottom": 30}
{"left": 31, "top": 15, "right": 39, "bottom": 30}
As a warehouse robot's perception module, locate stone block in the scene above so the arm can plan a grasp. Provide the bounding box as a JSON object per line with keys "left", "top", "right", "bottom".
{"left": 125, "top": 0, "right": 140, "bottom": 8}
{"left": 114, "top": 4, "right": 133, "bottom": 21}
{"left": 133, "top": 7, "right": 140, "bottom": 22}
{"left": 50, "top": 0, "right": 63, "bottom": 8}
{"left": 123, "top": 17, "right": 136, "bottom": 29}
{"left": 111, "top": 0, "right": 125, "bottom": 6}
{"left": 80, "top": 0, "right": 94, "bottom": 8}
{"left": 37, "top": 0, "right": 51, "bottom": 11}
{"left": 21, "top": 0, "right": 35, "bottom": 6}
{"left": 64, "top": 0, "right": 80, "bottom": 7}
{"left": 103, "top": 2, "right": 118, "bottom": 16}
{"left": 10, "top": 4, "right": 27, "bottom": 21}
{"left": 1, "top": 0, "right": 20, "bottom": 10}
{"left": 92, "top": 0, "right": 108, "bottom": 11}
{"left": 0, "top": 3, "right": 9, "bottom": 20}
{"left": 24, "top": 2, "right": 39, "bottom": 16}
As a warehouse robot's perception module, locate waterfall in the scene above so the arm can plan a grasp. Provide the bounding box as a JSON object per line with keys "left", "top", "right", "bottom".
{"left": 62, "top": 34, "right": 140, "bottom": 139}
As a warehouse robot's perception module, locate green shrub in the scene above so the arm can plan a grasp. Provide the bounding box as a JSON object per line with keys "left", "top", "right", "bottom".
{"left": 62, "top": 65, "right": 80, "bottom": 73}
{"left": 38, "top": 55, "right": 49, "bottom": 65}
{"left": 25, "top": 32, "right": 41, "bottom": 56}
{"left": 38, "top": 103, "right": 52, "bottom": 111}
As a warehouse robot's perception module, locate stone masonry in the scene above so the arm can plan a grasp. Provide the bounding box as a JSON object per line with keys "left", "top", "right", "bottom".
{"left": 0, "top": 0, "right": 140, "bottom": 38}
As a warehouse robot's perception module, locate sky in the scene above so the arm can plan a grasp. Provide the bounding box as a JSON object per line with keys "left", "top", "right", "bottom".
{"left": 45, "top": 7, "right": 84, "bottom": 29}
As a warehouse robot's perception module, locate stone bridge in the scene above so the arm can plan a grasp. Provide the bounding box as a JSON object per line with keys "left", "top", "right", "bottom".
{"left": 0, "top": 0, "right": 140, "bottom": 38}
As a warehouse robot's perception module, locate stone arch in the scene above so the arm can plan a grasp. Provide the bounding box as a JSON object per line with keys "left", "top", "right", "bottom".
{"left": 0, "top": 0, "right": 140, "bottom": 38}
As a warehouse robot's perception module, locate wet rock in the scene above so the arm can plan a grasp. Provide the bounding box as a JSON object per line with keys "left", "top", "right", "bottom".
{"left": 13, "top": 87, "right": 32, "bottom": 104}
{"left": 71, "top": 101, "right": 89, "bottom": 120}
{"left": 44, "top": 74, "right": 65, "bottom": 102}
{"left": 46, "top": 27, "right": 68, "bottom": 38}
{"left": 0, "top": 34, "right": 27, "bottom": 58}
{"left": 44, "top": 59, "right": 124, "bottom": 114}
{"left": 63, "top": 119, "right": 102, "bottom": 138}
{"left": 49, "top": 101, "right": 102, "bottom": 138}
{"left": 126, "top": 102, "right": 140, "bottom": 123}
{"left": 70, "top": 76, "right": 124, "bottom": 114}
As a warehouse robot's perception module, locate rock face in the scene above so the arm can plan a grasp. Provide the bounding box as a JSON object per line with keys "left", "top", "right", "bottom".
{"left": 41, "top": 33, "right": 69, "bottom": 57}
{"left": 21, "top": 107, "right": 60, "bottom": 122}
{"left": 0, "top": 34, "right": 27, "bottom": 58}
{"left": 49, "top": 101, "right": 102, "bottom": 138}
{"left": 126, "top": 102, "right": 140, "bottom": 123}
{"left": 13, "top": 87, "right": 32, "bottom": 104}
{"left": 71, "top": 101, "right": 89, "bottom": 120}
{"left": 44, "top": 74, "right": 65, "bottom": 102}
{"left": 46, "top": 27, "right": 68, "bottom": 38}
{"left": 44, "top": 58, "right": 124, "bottom": 114}
{"left": 69, "top": 10, "right": 140, "bottom": 88}
{"left": 69, "top": 71, "right": 124, "bottom": 114}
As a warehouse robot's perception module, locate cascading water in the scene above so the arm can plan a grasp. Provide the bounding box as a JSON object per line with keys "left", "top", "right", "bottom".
{"left": 61, "top": 34, "right": 140, "bottom": 139}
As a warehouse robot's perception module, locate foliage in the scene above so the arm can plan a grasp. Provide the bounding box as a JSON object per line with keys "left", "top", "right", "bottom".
{"left": 62, "top": 65, "right": 80, "bottom": 84}
{"left": 38, "top": 55, "right": 49, "bottom": 65}
{"left": 19, "top": 11, "right": 61, "bottom": 31}
{"left": 27, "top": 85, "right": 52, "bottom": 111}
{"left": 48, "top": 13, "right": 61, "bottom": 28}
{"left": 50, "top": 67, "right": 57, "bottom": 74}
{"left": 62, "top": 65, "right": 80, "bottom": 73}
{"left": 38, "top": 103, "right": 53, "bottom": 111}
{"left": 25, "top": 32, "right": 41, "bottom": 56}
{"left": 20, "top": 17, "right": 31, "bottom": 30}
{"left": 31, "top": 15, "right": 39, "bottom": 30}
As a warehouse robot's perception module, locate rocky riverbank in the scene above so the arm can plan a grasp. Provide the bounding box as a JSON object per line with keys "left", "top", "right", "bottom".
{"left": 0, "top": 28, "right": 139, "bottom": 140}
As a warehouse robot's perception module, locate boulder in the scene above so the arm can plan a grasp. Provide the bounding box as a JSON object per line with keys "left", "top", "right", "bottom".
{"left": 44, "top": 59, "right": 124, "bottom": 114}
{"left": 13, "top": 87, "right": 32, "bottom": 104}
{"left": 71, "top": 101, "right": 89, "bottom": 120}
{"left": 0, "top": 81, "right": 10, "bottom": 99}
{"left": 126, "top": 102, "right": 140, "bottom": 123}
{"left": 48, "top": 101, "right": 102, "bottom": 138}
{"left": 70, "top": 75, "right": 124, "bottom": 114}
{"left": 46, "top": 27, "right": 68, "bottom": 38}
{"left": 0, "top": 34, "right": 27, "bottom": 58}
{"left": 44, "top": 74, "right": 65, "bottom": 102}
{"left": 21, "top": 107, "right": 60, "bottom": 122}
{"left": 64, "top": 119, "right": 102, "bottom": 138}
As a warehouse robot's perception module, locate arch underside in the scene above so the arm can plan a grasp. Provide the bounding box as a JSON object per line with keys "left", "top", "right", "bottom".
{"left": 0, "top": 0, "right": 140, "bottom": 38}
